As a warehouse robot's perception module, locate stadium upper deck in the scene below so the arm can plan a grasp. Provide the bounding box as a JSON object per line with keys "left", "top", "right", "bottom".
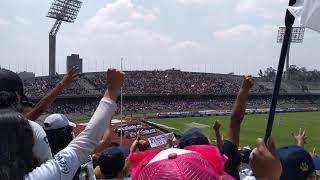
{"left": 23, "top": 69, "right": 318, "bottom": 98}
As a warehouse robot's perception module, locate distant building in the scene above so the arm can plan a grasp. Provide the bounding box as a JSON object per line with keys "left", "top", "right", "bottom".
{"left": 66, "top": 54, "right": 83, "bottom": 73}
{"left": 18, "top": 71, "right": 35, "bottom": 80}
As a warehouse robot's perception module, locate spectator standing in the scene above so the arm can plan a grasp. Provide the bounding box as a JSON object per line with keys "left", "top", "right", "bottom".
{"left": 0, "top": 69, "right": 53, "bottom": 164}
{"left": 43, "top": 114, "right": 76, "bottom": 155}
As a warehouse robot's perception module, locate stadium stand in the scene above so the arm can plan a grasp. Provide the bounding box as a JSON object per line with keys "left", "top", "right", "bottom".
{"left": 2, "top": 68, "right": 319, "bottom": 180}
{"left": 23, "top": 70, "right": 320, "bottom": 115}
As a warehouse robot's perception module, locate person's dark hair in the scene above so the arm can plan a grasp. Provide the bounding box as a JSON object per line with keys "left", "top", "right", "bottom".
{"left": 0, "top": 91, "right": 23, "bottom": 112}
{"left": 0, "top": 91, "right": 18, "bottom": 109}
{"left": 45, "top": 126, "right": 74, "bottom": 155}
{"left": 0, "top": 109, "right": 38, "bottom": 180}
{"left": 137, "top": 140, "right": 151, "bottom": 151}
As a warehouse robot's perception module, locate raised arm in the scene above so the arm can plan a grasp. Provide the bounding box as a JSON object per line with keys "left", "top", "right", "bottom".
{"left": 226, "top": 75, "right": 254, "bottom": 147}
{"left": 213, "top": 120, "right": 223, "bottom": 149}
{"left": 165, "top": 133, "right": 174, "bottom": 149}
{"left": 26, "top": 66, "right": 79, "bottom": 120}
{"left": 130, "top": 139, "right": 140, "bottom": 153}
{"left": 68, "top": 68, "right": 124, "bottom": 163}
{"left": 25, "top": 69, "right": 125, "bottom": 180}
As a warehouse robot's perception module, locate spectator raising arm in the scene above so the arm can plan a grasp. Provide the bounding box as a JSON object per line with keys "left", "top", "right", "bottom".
{"left": 220, "top": 75, "right": 253, "bottom": 179}
{"left": 166, "top": 133, "right": 174, "bottom": 149}
{"left": 68, "top": 68, "right": 124, "bottom": 163}
{"left": 226, "top": 75, "right": 254, "bottom": 147}
{"left": 130, "top": 131, "right": 142, "bottom": 153}
{"left": 25, "top": 68, "right": 125, "bottom": 180}
{"left": 26, "top": 66, "right": 79, "bottom": 120}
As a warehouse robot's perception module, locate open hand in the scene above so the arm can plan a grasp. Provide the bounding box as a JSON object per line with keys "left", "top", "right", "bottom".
{"left": 292, "top": 128, "right": 307, "bottom": 147}
{"left": 61, "top": 66, "right": 79, "bottom": 86}
{"left": 213, "top": 120, "right": 221, "bottom": 132}
{"left": 241, "top": 75, "right": 254, "bottom": 90}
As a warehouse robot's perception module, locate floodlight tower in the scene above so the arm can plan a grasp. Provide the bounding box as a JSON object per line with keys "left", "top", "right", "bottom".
{"left": 277, "top": 27, "right": 305, "bottom": 80}
{"left": 47, "top": 0, "right": 82, "bottom": 76}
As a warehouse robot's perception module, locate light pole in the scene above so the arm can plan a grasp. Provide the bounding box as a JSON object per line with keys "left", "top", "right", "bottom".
{"left": 47, "top": 0, "right": 82, "bottom": 76}
{"left": 120, "top": 57, "right": 124, "bottom": 145}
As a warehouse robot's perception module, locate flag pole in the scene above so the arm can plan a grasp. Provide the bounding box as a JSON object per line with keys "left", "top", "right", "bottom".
{"left": 120, "top": 57, "right": 124, "bottom": 146}
{"left": 264, "top": 0, "right": 296, "bottom": 143}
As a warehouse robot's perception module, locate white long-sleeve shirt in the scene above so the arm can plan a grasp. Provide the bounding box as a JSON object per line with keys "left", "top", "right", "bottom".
{"left": 25, "top": 97, "right": 117, "bottom": 180}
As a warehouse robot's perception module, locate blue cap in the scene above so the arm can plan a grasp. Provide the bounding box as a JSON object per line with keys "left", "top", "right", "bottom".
{"left": 178, "top": 128, "right": 209, "bottom": 149}
{"left": 277, "top": 145, "right": 315, "bottom": 180}
{"left": 98, "top": 146, "right": 130, "bottom": 178}
{"left": 313, "top": 156, "right": 320, "bottom": 170}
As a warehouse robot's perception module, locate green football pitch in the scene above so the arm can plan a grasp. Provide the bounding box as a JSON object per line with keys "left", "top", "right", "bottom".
{"left": 148, "top": 112, "right": 320, "bottom": 151}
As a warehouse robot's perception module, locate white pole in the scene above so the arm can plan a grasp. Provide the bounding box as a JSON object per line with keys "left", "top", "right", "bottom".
{"left": 120, "top": 57, "right": 124, "bottom": 145}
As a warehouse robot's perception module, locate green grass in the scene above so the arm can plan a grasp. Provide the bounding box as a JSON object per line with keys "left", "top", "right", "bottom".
{"left": 148, "top": 112, "right": 320, "bottom": 151}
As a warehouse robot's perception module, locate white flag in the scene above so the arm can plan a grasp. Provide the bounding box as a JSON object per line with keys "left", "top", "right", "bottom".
{"left": 288, "top": 0, "right": 320, "bottom": 33}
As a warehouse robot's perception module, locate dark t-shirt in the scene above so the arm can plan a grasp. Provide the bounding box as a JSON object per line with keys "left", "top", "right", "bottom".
{"left": 220, "top": 140, "right": 241, "bottom": 180}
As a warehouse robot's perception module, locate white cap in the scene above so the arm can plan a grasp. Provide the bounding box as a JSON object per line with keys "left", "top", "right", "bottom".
{"left": 43, "top": 114, "right": 76, "bottom": 130}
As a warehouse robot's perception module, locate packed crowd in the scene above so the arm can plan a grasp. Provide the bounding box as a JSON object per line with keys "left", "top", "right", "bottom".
{"left": 24, "top": 70, "right": 273, "bottom": 97}
{"left": 45, "top": 95, "right": 319, "bottom": 115}
{"left": 1, "top": 67, "right": 320, "bottom": 180}
{"left": 24, "top": 75, "right": 90, "bottom": 97}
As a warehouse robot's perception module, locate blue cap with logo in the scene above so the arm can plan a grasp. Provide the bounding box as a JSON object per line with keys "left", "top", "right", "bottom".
{"left": 277, "top": 145, "right": 315, "bottom": 180}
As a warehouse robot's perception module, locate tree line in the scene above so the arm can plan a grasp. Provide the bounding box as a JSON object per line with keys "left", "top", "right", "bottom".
{"left": 258, "top": 65, "right": 320, "bottom": 82}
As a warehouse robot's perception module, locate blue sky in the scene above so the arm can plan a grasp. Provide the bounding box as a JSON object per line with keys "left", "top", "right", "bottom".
{"left": 1, "top": 0, "right": 320, "bottom": 76}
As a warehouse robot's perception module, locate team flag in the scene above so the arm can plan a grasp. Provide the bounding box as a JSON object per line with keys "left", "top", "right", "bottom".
{"left": 288, "top": 0, "right": 320, "bottom": 33}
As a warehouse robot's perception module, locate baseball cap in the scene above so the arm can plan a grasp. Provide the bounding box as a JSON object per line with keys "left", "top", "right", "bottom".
{"left": 0, "top": 69, "right": 26, "bottom": 99}
{"left": 129, "top": 145, "right": 234, "bottom": 180}
{"left": 277, "top": 145, "right": 315, "bottom": 180}
{"left": 178, "top": 128, "right": 209, "bottom": 149}
{"left": 98, "top": 146, "right": 130, "bottom": 179}
{"left": 43, "top": 114, "right": 76, "bottom": 130}
{"left": 313, "top": 156, "right": 320, "bottom": 170}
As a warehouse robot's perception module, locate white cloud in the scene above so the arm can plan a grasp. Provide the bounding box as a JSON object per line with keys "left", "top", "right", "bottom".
{"left": 213, "top": 24, "right": 279, "bottom": 41}
{"left": 213, "top": 24, "right": 257, "bottom": 40}
{"left": 235, "top": 0, "right": 288, "bottom": 19}
{"left": 0, "top": 18, "right": 10, "bottom": 25}
{"left": 172, "top": 41, "right": 201, "bottom": 50}
{"left": 14, "top": 16, "right": 31, "bottom": 25}
{"left": 92, "top": 0, "right": 159, "bottom": 24}
{"left": 235, "top": 0, "right": 257, "bottom": 14}
{"left": 58, "top": 0, "right": 214, "bottom": 72}
{"left": 260, "top": 24, "right": 278, "bottom": 37}
{"left": 210, "top": 23, "right": 284, "bottom": 75}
